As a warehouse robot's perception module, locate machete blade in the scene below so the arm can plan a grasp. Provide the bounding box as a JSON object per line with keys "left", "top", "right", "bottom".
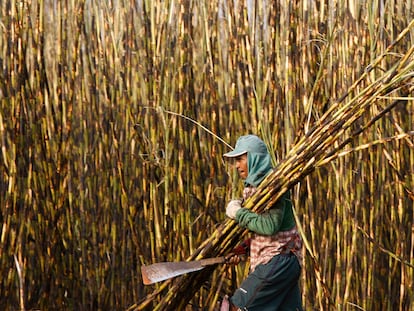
{"left": 141, "top": 257, "right": 226, "bottom": 285}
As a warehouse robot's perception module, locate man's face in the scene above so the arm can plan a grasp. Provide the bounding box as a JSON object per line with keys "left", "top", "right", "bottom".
{"left": 235, "top": 154, "right": 248, "bottom": 179}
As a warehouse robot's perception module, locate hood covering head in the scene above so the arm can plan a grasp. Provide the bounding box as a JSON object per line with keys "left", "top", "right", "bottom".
{"left": 223, "top": 135, "right": 273, "bottom": 187}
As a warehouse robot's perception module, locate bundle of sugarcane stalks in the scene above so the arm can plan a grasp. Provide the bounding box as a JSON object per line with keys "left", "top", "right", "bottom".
{"left": 131, "top": 20, "right": 414, "bottom": 311}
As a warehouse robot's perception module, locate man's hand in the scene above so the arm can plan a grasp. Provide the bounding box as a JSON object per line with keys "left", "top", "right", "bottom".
{"left": 224, "top": 253, "right": 242, "bottom": 265}
{"left": 226, "top": 199, "right": 242, "bottom": 219}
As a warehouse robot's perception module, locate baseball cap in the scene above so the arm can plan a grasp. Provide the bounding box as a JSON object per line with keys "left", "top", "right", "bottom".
{"left": 223, "top": 135, "right": 268, "bottom": 158}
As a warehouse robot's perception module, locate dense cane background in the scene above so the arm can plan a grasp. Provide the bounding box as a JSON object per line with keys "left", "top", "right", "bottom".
{"left": 0, "top": 0, "right": 413, "bottom": 310}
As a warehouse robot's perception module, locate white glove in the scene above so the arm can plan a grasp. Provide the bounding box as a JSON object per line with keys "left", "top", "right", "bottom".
{"left": 226, "top": 199, "right": 242, "bottom": 219}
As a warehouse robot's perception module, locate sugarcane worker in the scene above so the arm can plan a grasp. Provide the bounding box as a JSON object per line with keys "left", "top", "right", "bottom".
{"left": 221, "top": 134, "right": 303, "bottom": 311}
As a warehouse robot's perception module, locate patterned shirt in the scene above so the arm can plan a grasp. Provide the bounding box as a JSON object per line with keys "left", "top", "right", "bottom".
{"left": 242, "top": 186, "right": 303, "bottom": 271}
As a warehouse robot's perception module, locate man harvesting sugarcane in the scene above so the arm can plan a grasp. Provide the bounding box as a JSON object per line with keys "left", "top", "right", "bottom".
{"left": 221, "top": 134, "right": 303, "bottom": 311}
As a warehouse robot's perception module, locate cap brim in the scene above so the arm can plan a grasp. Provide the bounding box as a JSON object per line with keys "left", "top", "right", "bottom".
{"left": 223, "top": 150, "right": 247, "bottom": 158}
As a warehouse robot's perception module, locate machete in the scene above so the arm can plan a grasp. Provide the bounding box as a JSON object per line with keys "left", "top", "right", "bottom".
{"left": 141, "top": 256, "right": 226, "bottom": 285}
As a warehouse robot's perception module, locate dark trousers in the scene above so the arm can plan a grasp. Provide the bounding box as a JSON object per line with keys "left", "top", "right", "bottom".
{"left": 230, "top": 253, "right": 302, "bottom": 311}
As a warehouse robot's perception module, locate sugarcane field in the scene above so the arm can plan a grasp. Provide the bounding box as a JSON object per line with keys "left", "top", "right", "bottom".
{"left": 1, "top": 0, "right": 414, "bottom": 310}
